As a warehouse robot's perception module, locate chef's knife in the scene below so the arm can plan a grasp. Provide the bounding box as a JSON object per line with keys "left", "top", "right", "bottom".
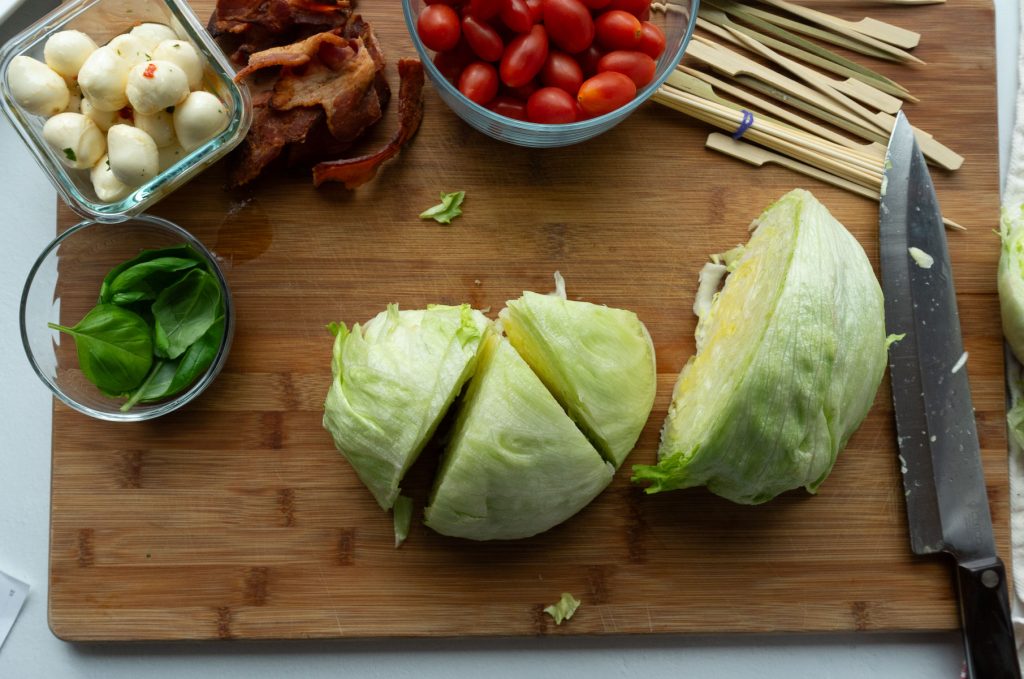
{"left": 880, "top": 111, "right": 1020, "bottom": 679}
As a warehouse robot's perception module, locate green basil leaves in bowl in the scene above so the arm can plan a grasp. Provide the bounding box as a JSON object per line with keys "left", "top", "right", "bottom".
{"left": 21, "top": 215, "right": 233, "bottom": 421}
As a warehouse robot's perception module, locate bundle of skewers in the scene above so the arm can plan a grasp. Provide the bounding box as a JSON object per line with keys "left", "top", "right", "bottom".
{"left": 652, "top": 0, "right": 964, "bottom": 229}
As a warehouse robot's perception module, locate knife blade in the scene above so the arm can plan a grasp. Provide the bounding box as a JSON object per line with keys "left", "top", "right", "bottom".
{"left": 880, "top": 111, "right": 1020, "bottom": 679}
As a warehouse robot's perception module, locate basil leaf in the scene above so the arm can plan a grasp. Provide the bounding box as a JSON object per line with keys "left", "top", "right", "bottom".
{"left": 419, "top": 191, "right": 465, "bottom": 225}
{"left": 99, "top": 244, "right": 204, "bottom": 304}
{"left": 119, "top": 359, "right": 177, "bottom": 412}
{"left": 49, "top": 304, "right": 153, "bottom": 393}
{"left": 108, "top": 256, "right": 200, "bottom": 304}
{"left": 152, "top": 269, "right": 221, "bottom": 360}
{"left": 164, "top": 315, "right": 225, "bottom": 397}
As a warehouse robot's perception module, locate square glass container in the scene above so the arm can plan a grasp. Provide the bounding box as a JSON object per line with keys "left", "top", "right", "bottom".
{"left": 0, "top": 0, "right": 252, "bottom": 222}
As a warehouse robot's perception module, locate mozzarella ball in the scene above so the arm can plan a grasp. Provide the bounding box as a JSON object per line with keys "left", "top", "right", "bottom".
{"left": 129, "top": 23, "right": 178, "bottom": 52}
{"left": 78, "top": 46, "right": 130, "bottom": 111}
{"left": 134, "top": 110, "right": 175, "bottom": 147}
{"left": 80, "top": 96, "right": 120, "bottom": 131}
{"left": 158, "top": 142, "right": 186, "bottom": 171}
{"left": 152, "top": 40, "right": 202, "bottom": 90}
{"left": 107, "top": 124, "right": 158, "bottom": 186}
{"left": 126, "top": 61, "right": 188, "bottom": 115}
{"left": 43, "top": 112, "right": 105, "bottom": 169}
{"left": 173, "top": 91, "right": 228, "bottom": 151}
{"left": 106, "top": 34, "right": 147, "bottom": 66}
{"left": 43, "top": 30, "right": 98, "bottom": 80}
{"left": 90, "top": 154, "right": 131, "bottom": 202}
{"left": 6, "top": 56, "right": 69, "bottom": 116}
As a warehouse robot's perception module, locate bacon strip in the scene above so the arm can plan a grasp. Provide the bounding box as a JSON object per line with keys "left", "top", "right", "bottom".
{"left": 312, "top": 59, "right": 425, "bottom": 189}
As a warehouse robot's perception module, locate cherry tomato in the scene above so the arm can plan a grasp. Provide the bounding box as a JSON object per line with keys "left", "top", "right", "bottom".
{"left": 542, "top": 0, "right": 595, "bottom": 54}
{"left": 501, "top": 0, "right": 534, "bottom": 32}
{"left": 459, "top": 61, "right": 500, "bottom": 104}
{"left": 525, "top": 0, "right": 544, "bottom": 22}
{"left": 576, "top": 44, "right": 603, "bottom": 76}
{"left": 607, "top": 0, "right": 649, "bottom": 17}
{"left": 637, "top": 6, "right": 650, "bottom": 21}
{"left": 580, "top": 0, "right": 612, "bottom": 8}
{"left": 500, "top": 24, "right": 549, "bottom": 87}
{"left": 574, "top": 99, "right": 591, "bottom": 120}
{"left": 469, "top": 0, "right": 503, "bottom": 19}
{"left": 541, "top": 51, "right": 584, "bottom": 95}
{"left": 527, "top": 87, "right": 577, "bottom": 123}
{"left": 418, "top": 4, "right": 462, "bottom": 52}
{"left": 462, "top": 16, "right": 505, "bottom": 61}
{"left": 433, "top": 40, "right": 475, "bottom": 82}
{"left": 595, "top": 10, "right": 642, "bottom": 50}
{"left": 597, "top": 50, "right": 655, "bottom": 87}
{"left": 637, "top": 21, "right": 665, "bottom": 59}
{"left": 424, "top": 0, "right": 460, "bottom": 4}
{"left": 487, "top": 95, "right": 529, "bottom": 120}
{"left": 577, "top": 70, "right": 635, "bottom": 115}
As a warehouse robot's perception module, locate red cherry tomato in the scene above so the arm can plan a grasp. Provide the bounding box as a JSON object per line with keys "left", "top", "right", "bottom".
{"left": 500, "top": 24, "right": 549, "bottom": 87}
{"left": 501, "top": 0, "right": 534, "bottom": 32}
{"left": 596, "top": 50, "right": 655, "bottom": 87}
{"left": 577, "top": 70, "right": 635, "bottom": 115}
{"left": 637, "top": 21, "right": 665, "bottom": 59}
{"left": 525, "top": 0, "right": 544, "bottom": 22}
{"left": 595, "top": 10, "right": 642, "bottom": 50}
{"left": 637, "top": 6, "right": 650, "bottom": 21}
{"left": 469, "top": 0, "right": 503, "bottom": 19}
{"left": 576, "top": 45, "right": 602, "bottom": 76}
{"left": 607, "top": 0, "right": 649, "bottom": 17}
{"left": 527, "top": 87, "right": 577, "bottom": 123}
{"left": 424, "top": 0, "right": 460, "bottom": 4}
{"left": 418, "top": 4, "right": 462, "bottom": 52}
{"left": 462, "top": 16, "right": 505, "bottom": 61}
{"left": 541, "top": 51, "right": 584, "bottom": 95}
{"left": 487, "top": 95, "right": 529, "bottom": 120}
{"left": 579, "top": 0, "right": 612, "bottom": 8}
{"left": 542, "top": 0, "right": 595, "bottom": 54}
{"left": 459, "top": 61, "right": 500, "bottom": 104}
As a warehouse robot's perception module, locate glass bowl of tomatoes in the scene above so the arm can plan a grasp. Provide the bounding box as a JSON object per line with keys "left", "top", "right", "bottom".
{"left": 403, "top": 0, "right": 697, "bottom": 147}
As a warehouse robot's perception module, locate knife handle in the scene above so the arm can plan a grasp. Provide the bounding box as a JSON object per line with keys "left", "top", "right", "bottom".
{"left": 956, "top": 556, "right": 1021, "bottom": 679}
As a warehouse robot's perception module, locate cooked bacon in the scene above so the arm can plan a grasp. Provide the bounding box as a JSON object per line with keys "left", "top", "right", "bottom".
{"left": 227, "top": 91, "right": 323, "bottom": 187}
{"left": 312, "top": 59, "right": 425, "bottom": 189}
{"left": 212, "top": 0, "right": 349, "bottom": 35}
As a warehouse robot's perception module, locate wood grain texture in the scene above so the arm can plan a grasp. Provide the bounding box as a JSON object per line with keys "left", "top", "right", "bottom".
{"left": 49, "top": 0, "right": 1007, "bottom": 640}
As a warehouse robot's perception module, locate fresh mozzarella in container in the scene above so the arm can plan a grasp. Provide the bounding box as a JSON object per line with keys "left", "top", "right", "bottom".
{"left": 6, "top": 55, "right": 69, "bottom": 116}
{"left": 43, "top": 112, "right": 105, "bottom": 169}
{"left": 157, "top": 142, "right": 186, "bottom": 171}
{"left": 129, "top": 23, "right": 178, "bottom": 52}
{"left": 134, "top": 110, "right": 175, "bottom": 147}
{"left": 43, "top": 30, "right": 98, "bottom": 80}
{"left": 78, "top": 46, "right": 130, "bottom": 111}
{"left": 152, "top": 40, "right": 203, "bottom": 90}
{"left": 173, "top": 91, "right": 228, "bottom": 151}
{"left": 107, "top": 123, "right": 158, "bottom": 186}
{"left": 106, "top": 34, "right": 147, "bottom": 66}
{"left": 90, "top": 153, "right": 131, "bottom": 202}
{"left": 80, "top": 96, "right": 119, "bottom": 131}
{"left": 126, "top": 61, "right": 188, "bottom": 115}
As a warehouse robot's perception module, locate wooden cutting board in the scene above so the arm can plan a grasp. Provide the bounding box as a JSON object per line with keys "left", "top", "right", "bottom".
{"left": 48, "top": 0, "right": 1007, "bottom": 640}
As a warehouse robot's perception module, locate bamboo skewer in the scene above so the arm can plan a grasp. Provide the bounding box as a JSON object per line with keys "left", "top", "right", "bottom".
{"left": 675, "top": 66, "right": 881, "bottom": 153}
{"left": 697, "top": 5, "right": 916, "bottom": 101}
{"left": 704, "top": 133, "right": 966, "bottom": 231}
{"left": 756, "top": 0, "right": 921, "bottom": 49}
{"left": 730, "top": 3, "right": 902, "bottom": 61}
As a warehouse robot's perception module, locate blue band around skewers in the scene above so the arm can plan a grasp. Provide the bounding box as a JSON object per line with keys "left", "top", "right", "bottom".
{"left": 732, "top": 109, "right": 755, "bottom": 140}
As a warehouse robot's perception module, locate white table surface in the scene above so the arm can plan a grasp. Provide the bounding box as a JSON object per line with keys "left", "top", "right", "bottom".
{"left": 0, "top": 1, "right": 1018, "bottom": 676}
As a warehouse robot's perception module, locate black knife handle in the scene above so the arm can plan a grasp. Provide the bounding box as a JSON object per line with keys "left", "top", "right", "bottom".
{"left": 956, "top": 556, "right": 1021, "bottom": 679}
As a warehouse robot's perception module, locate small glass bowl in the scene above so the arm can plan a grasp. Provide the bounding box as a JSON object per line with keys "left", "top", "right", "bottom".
{"left": 20, "top": 215, "right": 234, "bottom": 421}
{"left": 0, "top": 0, "right": 252, "bottom": 223}
{"left": 402, "top": 0, "right": 697, "bottom": 148}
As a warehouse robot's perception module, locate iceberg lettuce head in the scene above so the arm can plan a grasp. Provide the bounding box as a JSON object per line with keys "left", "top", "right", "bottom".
{"left": 633, "top": 189, "right": 888, "bottom": 504}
